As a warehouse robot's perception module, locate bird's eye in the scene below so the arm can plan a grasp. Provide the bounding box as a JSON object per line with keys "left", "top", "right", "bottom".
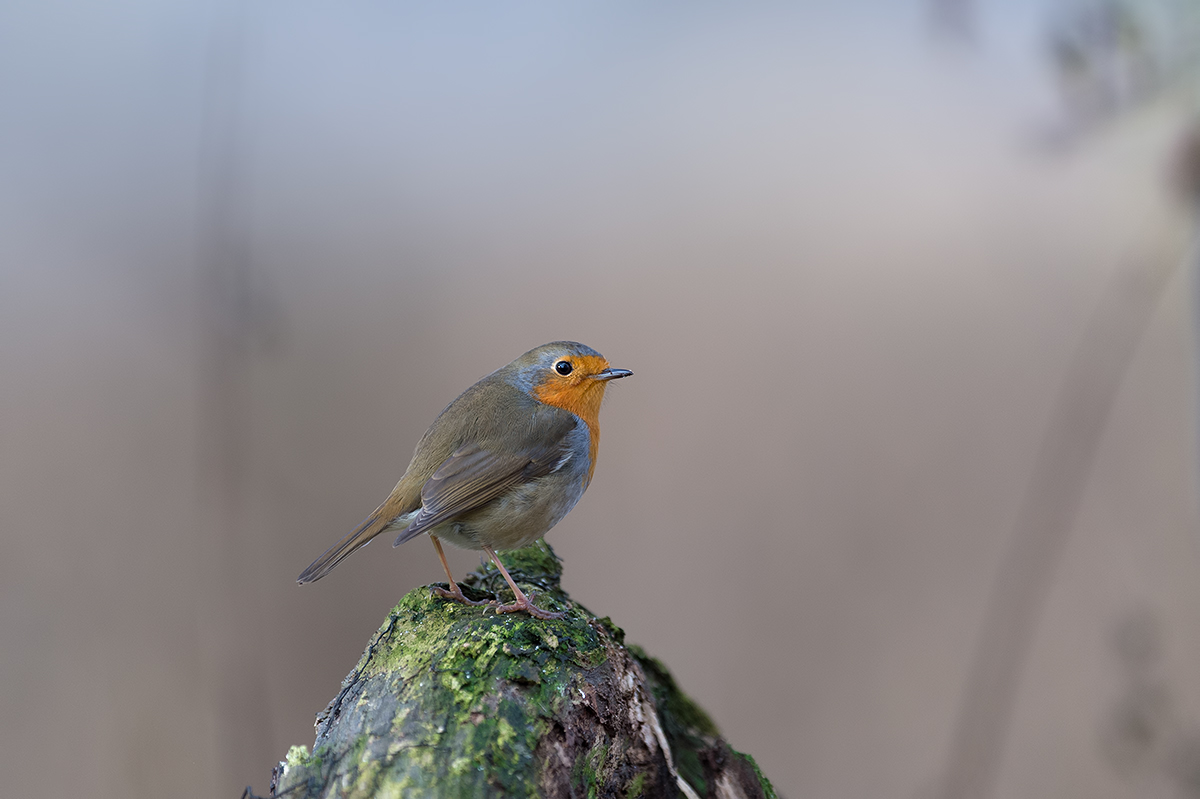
{"left": 555, "top": 360, "right": 573, "bottom": 376}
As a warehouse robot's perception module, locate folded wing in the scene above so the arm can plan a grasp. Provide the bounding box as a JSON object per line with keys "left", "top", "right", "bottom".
{"left": 393, "top": 435, "right": 572, "bottom": 547}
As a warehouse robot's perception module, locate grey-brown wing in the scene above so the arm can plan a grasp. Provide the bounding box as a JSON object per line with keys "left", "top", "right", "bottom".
{"left": 392, "top": 438, "right": 571, "bottom": 546}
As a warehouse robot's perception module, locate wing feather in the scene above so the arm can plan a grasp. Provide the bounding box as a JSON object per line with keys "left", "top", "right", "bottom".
{"left": 392, "top": 420, "right": 575, "bottom": 546}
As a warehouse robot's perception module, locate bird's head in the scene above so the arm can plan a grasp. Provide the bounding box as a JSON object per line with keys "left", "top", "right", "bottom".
{"left": 509, "top": 341, "right": 631, "bottom": 422}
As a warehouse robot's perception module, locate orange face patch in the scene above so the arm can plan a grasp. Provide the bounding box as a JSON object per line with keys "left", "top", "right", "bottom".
{"left": 531, "top": 354, "right": 611, "bottom": 485}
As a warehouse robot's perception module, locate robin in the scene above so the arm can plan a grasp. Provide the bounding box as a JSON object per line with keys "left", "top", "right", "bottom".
{"left": 297, "top": 341, "right": 632, "bottom": 619}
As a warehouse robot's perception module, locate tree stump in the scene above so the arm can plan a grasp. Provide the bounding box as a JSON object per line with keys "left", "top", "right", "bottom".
{"left": 257, "top": 541, "right": 776, "bottom": 799}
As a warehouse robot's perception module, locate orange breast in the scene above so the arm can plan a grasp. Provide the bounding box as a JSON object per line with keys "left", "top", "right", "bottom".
{"left": 531, "top": 355, "right": 609, "bottom": 486}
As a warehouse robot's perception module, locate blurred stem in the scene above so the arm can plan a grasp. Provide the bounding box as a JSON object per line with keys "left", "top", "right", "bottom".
{"left": 934, "top": 250, "right": 1185, "bottom": 799}
{"left": 198, "top": 1, "right": 252, "bottom": 537}
{"left": 928, "top": 0, "right": 974, "bottom": 43}
{"left": 194, "top": 0, "right": 273, "bottom": 793}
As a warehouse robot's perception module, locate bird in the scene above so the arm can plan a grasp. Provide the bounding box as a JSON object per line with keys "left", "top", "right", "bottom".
{"left": 297, "top": 341, "right": 632, "bottom": 619}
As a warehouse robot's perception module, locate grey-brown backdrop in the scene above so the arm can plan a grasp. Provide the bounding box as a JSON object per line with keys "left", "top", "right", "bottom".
{"left": 4, "top": 2, "right": 1200, "bottom": 798}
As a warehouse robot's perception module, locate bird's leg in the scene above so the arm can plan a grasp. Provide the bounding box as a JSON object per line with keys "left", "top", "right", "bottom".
{"left": 482, "top": 545, "right": 566, "bottom": 620}
{"left": 429, "top": 535, "right": 495, "bottom": 607}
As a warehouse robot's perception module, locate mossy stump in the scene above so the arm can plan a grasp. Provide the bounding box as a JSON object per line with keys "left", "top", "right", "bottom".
{"left": 261, "top": 541, "right": 775, "bottom": 799}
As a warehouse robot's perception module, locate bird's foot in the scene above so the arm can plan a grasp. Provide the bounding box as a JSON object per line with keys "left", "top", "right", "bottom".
{"left": 495, "top": 592, "right": 566, "bottom": 620}
{"left": 432, "top": 583, "right": 497, "bottom": 607}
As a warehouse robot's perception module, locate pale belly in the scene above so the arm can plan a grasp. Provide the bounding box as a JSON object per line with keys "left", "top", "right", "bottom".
{"left": 431, "top": 469, "right": 587, "bottom": 551}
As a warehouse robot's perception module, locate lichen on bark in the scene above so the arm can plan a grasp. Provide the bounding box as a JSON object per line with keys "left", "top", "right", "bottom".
{"left": 261, "top": 540, "right": 774, "bottom": 799}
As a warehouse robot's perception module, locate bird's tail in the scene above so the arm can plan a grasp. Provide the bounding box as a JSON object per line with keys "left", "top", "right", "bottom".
{"left": 297, "top": 506, "right": 392, "bottom": 584}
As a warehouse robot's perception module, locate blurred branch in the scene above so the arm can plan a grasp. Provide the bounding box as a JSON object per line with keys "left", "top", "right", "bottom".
{"left": 196, "top": 0, "right": 251, "bottom": 543}
{"left": 194, "top": 0, "right": 281, "bottom": 793}
{"left": 931, "top": 6, "right": 1200, "bottom": 796}
{"left": 933, "top": 244, "right": 1188, "bottom": 799}
{"left": 197, "top": 0, "right": 284, "bottom": 554}
{"left": 1041, "top": 0, "right": 1200, "bottom": 147}
{"left": 929, "top": 0, "right": 975, "bottom": 44}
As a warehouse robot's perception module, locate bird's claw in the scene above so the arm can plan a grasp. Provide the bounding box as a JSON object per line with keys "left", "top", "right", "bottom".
{"left": 494, "top": 591, "right": 566, "bottom": 620}
{"left": 431, "top": 583, "right": 497, "bottom": 608}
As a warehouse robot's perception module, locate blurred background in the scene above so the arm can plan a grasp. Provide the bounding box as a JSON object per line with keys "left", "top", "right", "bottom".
{"left": 4, "top": 1, "right": 1200, "bottom": 797}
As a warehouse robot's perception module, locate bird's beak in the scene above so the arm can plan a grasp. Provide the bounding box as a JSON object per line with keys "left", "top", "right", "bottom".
{"left": 593, "top": 367, "right": 633, "bottom": 381}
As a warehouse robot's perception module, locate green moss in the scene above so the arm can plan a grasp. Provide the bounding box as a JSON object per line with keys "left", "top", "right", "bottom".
{"left": 627, "top": 644, "right": 715, "bottom": 794}
{"left": 279, "top": 540, "right": 614, "bottom": 798}
{"left": 478, "top": 538, "right": 564, "bottom": 587}
{"left": 628, "top": 645, "right": 719, "bottom": 738}
{"left": 736, "top": 751, "right": 778, "bottom": 799}
{"left": 285, "top": 745, "right": 311, "bottom": 768}
{"left": 272, "top": 540, "right": 775, "bottom": 799}
{"left": 594, "top": 615, "right": 626, "bottom": 645}
{"left": 344, "top": 735, "right": 380, "bottom": 798}
{"left": 568, "top": 734, "right": 609, "bottom": 799}
{"left": 628, "top": 644, "right": 777, "bottom": 799}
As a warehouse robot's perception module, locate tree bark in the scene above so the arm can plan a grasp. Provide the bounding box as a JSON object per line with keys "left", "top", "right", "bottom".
{"left": 253, "top": 541, "right": 775, "bottom": 799}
